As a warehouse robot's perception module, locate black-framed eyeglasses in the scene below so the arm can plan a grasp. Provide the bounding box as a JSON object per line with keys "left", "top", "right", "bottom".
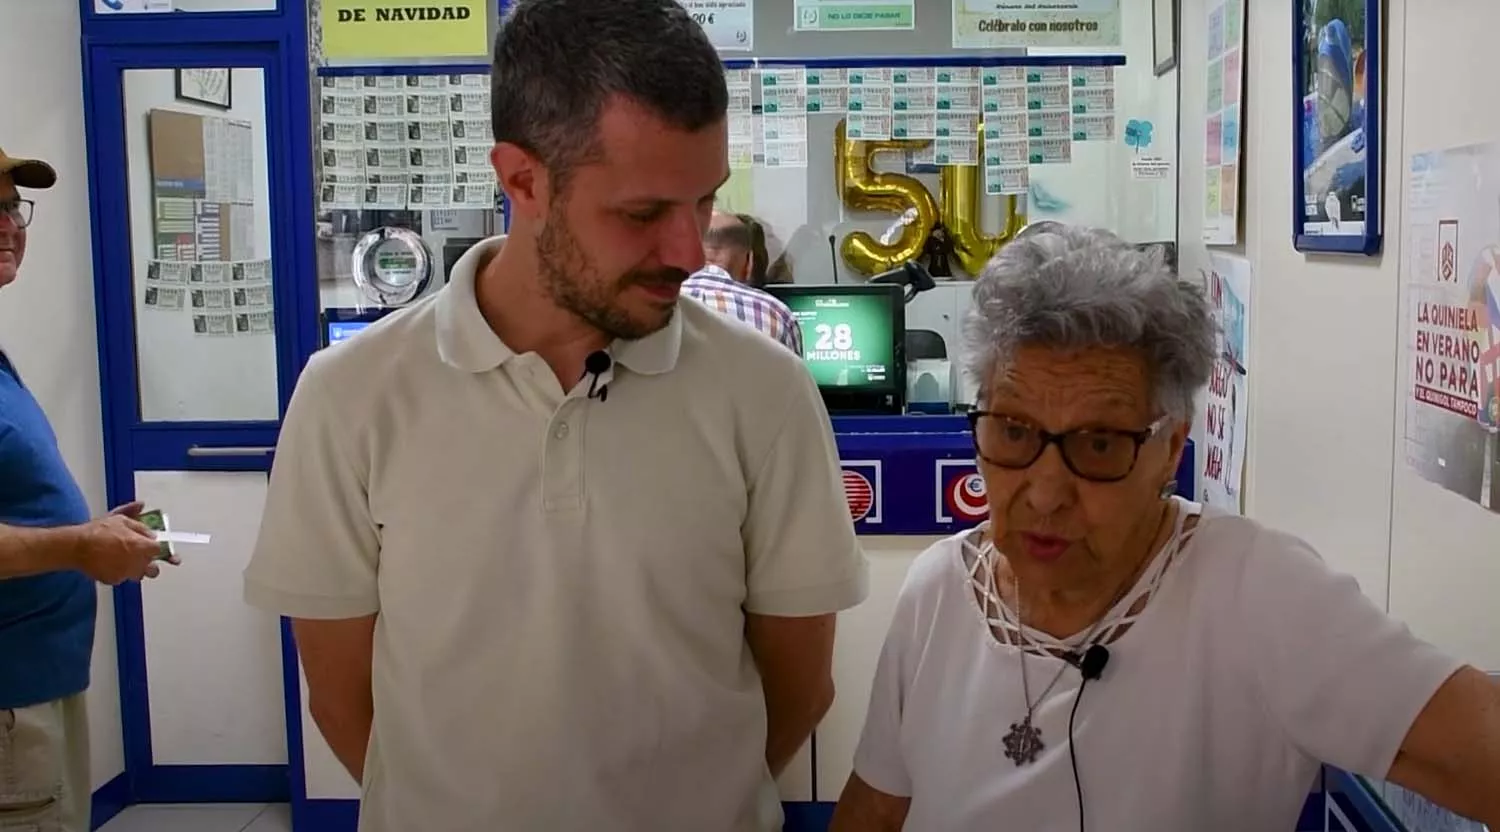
{"left": 0, "top": 199, "right": 35, "bottom": 230}
{"left": 966, "top": 410, "right": 1169, "bottom": 483}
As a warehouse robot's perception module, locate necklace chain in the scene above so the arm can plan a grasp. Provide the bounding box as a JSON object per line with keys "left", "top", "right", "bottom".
{"left": 999, "top": 502, "right": 1185, "bottom": 767}
{"left": 1011, "top": 503, "right": 1178, "bottom": 717}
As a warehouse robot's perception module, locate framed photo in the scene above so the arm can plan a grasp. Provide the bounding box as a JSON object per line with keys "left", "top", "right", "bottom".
{"left": 1292, "top": 0, "right": 1382, "bottom": 254}
{"left": 1152, "top": 0, "right": 1179, "bottom": 76}
{"left": 175, "top": 68, "right": 233, "bottom": 109}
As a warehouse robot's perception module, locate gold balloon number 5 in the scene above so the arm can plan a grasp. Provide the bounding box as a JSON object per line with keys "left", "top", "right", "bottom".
{"left": 834, "top": 119, "right": 939, "bottom": 276}
{"left": 835, "top": 117, "right": 1026, "bottom": 278}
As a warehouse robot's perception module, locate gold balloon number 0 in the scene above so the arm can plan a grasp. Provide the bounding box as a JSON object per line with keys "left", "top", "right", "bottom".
{"left": 834, "top": 118, "right": 1026, "bottom": 277}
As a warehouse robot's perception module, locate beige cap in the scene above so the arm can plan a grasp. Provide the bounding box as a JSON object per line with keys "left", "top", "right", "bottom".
{"left": 0, "top": 148, "right": 57, "bottom": 190}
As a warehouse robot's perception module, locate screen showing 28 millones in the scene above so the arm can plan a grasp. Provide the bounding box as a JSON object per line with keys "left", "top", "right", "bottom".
{"left": 783, "top": 294, "right": 895, "bottom": 388}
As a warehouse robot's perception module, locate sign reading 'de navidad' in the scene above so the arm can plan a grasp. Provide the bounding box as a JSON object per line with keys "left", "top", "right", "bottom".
{"left": 321, "top": 0, "right": 489, "bottom": 61}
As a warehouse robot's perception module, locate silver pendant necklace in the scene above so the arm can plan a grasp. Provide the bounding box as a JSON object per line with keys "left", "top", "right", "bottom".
{"left": 998, "top": 509, "right": 1175, "bottom": 766}
{"left": 1002, "top": 575, "right": 1080, "bottom": 766}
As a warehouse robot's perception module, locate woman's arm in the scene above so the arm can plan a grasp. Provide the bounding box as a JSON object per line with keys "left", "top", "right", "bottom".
{"left": 1386, "top": 667, "right": 1500, "bottom": 826}
{"left": 829, "top": 773, "right": 911, "bottom": 831}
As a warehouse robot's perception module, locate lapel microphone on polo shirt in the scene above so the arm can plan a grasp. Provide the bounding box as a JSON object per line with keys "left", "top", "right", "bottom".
{"left": 583, "top": 350, "right": 612, "bottom": 402}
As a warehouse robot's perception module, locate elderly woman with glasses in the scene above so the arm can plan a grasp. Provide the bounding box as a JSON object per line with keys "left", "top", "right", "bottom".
{"left": 829, "top": 224, "right": 1500, "bottom": 831}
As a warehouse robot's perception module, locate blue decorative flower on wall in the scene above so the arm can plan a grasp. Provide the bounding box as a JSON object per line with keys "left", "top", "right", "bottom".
{"left": 1124, "top": 119, "right": 1155, "bottom": 152}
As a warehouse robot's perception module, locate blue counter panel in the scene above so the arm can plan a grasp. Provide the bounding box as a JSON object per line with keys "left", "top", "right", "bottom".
{"left": 832, "top": 416, "right": 1196, "bottom": 536}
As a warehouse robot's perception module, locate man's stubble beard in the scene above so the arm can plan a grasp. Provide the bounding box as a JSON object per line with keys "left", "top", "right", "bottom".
{"left": 535, "top": 195, "right": 681, "bottom": 342}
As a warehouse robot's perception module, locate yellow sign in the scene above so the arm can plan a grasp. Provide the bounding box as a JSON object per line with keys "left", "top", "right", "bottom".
{"left": 320, "top": 1, "right": 490, "bottom": 61}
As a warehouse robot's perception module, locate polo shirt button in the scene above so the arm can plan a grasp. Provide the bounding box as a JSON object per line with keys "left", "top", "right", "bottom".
{"left": 553, "top": 423, "right": 570, "bottom": 440}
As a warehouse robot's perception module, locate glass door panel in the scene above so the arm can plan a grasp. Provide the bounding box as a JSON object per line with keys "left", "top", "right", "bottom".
{"left": 123, "top": 66, "right": 280, "bottom": 422}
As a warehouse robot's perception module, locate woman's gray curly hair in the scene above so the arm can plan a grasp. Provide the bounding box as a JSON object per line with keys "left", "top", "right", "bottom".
{"left": 962, "top": 224, "right": 1217, "bottom": 424}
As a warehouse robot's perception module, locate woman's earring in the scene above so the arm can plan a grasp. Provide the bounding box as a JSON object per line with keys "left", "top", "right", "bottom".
{"left": 1159, "top": 480, "right": 1177, "bottom": 499}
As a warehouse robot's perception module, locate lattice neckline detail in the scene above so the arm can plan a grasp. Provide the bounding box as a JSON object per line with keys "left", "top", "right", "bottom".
{"left": 960, "top": 501, "right": 1201, "bottom": 659}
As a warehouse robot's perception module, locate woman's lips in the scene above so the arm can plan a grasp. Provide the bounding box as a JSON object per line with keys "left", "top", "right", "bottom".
{"left": 1019, "top": 532, "right": 1071, "bottom": 562}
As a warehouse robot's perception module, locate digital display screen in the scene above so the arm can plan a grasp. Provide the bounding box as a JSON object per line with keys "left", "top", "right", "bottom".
{"left": 325, "top": 320, "right": 371, "bottom": 345}
{"left": 778, "top": 290, "right": 898, "bottom": 389}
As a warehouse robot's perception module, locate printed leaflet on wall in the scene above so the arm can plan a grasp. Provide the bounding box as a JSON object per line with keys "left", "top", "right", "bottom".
{"left": 320, "top": 0, "right": 488, "bottom": 61}
{"left": 794, "top": 0, "right": 914, "bottom": 32}
{"left": 1197, "top": 253, "right": 1252, "bottom": 514}
{"left": 1202, "top": 0, "right": 1245, "bottom": 244}
{"left": 681, "top": 1, "right": 754, "bottom": 51}
{"left": 952, "top": 0, "right": 1121, "bottom": 49}
{"left": 1401, "top": 142, "right": 1500, "bottom": 513}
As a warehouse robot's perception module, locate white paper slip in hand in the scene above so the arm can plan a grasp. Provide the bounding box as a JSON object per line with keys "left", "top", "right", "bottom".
{"left": 155, "top": 531, "right": 212, "bottom": 545}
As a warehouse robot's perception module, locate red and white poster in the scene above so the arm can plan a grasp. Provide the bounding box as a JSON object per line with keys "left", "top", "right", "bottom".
{"left": 1401, "top": 142, "right": 1500, "bottom": 512}
{"left": 1197, "top": 253, "right": 1252, "bottom": 513}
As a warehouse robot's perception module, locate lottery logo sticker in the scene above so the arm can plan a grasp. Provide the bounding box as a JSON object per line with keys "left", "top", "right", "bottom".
{"left": 842, "top": 470, "right": 874, "bottom": 521}
{"left": 934, "top": 460, "right": 986, "bottom": 524}
{"left": 840, "top": 460, "right": 883, "bottom": 524}
{"left": 945, "top": 472, "right": 988, "bottom": 522}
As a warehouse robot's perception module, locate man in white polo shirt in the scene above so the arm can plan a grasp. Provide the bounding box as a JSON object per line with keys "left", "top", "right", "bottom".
{"left": 242, "top": 1, "right": 867, "bottom": 830}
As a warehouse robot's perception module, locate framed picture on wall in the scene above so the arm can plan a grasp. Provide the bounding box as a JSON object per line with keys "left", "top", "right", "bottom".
{"left": 1153, "top": 0, "right": 1178, "bottom": 76}
{"left": 1292, "top": 0, "right": 1382, "bottom": 254}
{"left": 175, "top": 68, "right": 232, "bottom": 109}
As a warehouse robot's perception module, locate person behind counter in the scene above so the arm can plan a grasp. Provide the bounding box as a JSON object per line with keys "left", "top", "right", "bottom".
{"left": 830, "top": 223, "right": 1500, "bottom": 830}
{"left": 702, "top": 210, "right": 769, "bottom": 286}
{"left": 243, "top": 1, "right": 867, "bottom": 830}
{"left": 684, "top": 210, "right": 803, "bottom": 355}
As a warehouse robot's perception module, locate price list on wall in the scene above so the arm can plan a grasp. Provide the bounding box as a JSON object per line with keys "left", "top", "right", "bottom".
{"left": 316, "top": 74, "right": 497, "bottom": 212}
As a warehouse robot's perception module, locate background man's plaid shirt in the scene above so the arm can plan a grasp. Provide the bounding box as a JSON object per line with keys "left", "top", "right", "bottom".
{"left": 680, "top": 266, "right": 804, "bottom": 356}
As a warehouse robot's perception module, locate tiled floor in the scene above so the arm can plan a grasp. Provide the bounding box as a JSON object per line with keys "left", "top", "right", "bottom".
{"left": 97, "top": 803, "right": 291, "bottom": 832}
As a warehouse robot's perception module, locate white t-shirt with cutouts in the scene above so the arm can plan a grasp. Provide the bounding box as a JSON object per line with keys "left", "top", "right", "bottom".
{"left": 853, "top": 499, "right": 1461, "bottom": 831}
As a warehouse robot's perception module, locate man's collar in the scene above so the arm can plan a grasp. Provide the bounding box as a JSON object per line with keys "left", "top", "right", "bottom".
{"left": 436, "top": 235, "right": 681, "bottom": 375}
{"left": 692, "top": 264, "right": 739, "bottom": 285}
{"left": 436, "top": 237, "right": 516, "bottom": 373}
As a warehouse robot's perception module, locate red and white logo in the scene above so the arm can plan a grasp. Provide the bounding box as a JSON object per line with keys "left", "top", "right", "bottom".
{"left": 945, "top": 472, "right": 988, "bottom": 522}
{"left": 934, "top": 460, "right": 987, "bottom": 524}
{"left": 842, "top": 468, "right": 876, "bottom": 522}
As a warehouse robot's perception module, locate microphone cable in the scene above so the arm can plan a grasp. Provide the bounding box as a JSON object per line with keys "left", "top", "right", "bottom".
{"left": 1068, "top": 674, "right": 1092, "bottom": 832}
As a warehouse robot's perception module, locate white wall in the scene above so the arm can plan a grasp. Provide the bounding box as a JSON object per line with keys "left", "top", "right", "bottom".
{"left": 1180, "top": 0, "right": 1499, "bottom": 671}
{"left": 123, "top": 67, "right": 279, "bottom": 423}
{"left": 0, "top": 2, "right": 126, "bottom": 791}
{"left": 1381, "top": 0, "right": 1500, "bottom": 671}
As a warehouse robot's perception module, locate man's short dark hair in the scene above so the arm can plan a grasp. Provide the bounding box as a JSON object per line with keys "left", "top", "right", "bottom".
{"left": 492, "top": 0, "right": 729, "bottom": 184}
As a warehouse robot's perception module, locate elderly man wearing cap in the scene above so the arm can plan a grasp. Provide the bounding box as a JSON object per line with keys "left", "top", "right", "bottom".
{"left": 0, "top": 148, "right": 163, "bottom": 832}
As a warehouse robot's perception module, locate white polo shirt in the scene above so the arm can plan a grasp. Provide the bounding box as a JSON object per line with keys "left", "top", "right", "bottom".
{"left": 243, "top": 236, "right": 868, "bottom": 832}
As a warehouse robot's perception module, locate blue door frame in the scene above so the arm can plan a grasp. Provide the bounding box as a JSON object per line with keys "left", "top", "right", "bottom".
{"left": 78, "top": 0, "right": 316, "bottom": 811}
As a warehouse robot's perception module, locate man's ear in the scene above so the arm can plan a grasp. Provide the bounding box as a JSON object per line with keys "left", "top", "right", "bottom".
{"left": 492, "top": 143, "right": 549, "bottom": 221}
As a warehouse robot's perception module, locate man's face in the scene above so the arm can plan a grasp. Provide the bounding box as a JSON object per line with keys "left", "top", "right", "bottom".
{"left": 519, "top": 97, "right": 729, "bottom": 340}
{"left": 0, "top": 175, "right": 26, "bottom": 289}
{"left": 703, "top": 212, "right": 751, "bottom": 281}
